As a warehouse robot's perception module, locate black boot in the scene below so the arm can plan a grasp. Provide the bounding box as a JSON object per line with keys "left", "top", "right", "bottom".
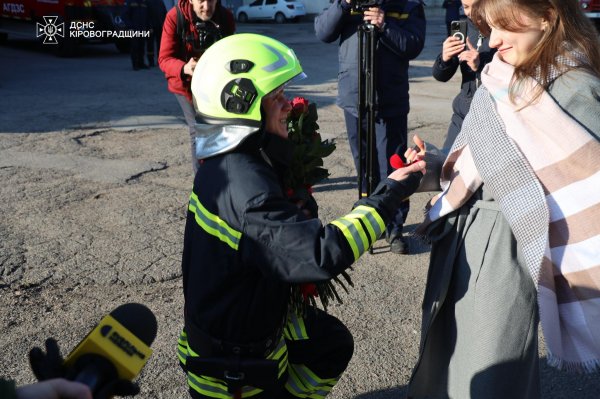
{"left": 386, "top": 228, "right": 409, "bottom": 255}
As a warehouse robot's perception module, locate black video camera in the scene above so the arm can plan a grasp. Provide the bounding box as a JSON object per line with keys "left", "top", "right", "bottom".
{"left": 191, "top": 20, "right": 223, "bottom": 54}
{"left": 351, "top": 0, "right": 384, "bottom": 12}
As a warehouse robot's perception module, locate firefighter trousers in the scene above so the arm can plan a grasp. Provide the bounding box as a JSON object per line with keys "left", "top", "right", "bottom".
{"left": 178, "top": 308, "right": 354, "bottom": 399}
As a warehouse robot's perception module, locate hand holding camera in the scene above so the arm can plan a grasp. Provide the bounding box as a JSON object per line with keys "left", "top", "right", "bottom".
{"left": 362, "top": 6, "right": 385, "bottom": 29}
{"left": 183, "top": 57, "right": 199, "bottom": 77}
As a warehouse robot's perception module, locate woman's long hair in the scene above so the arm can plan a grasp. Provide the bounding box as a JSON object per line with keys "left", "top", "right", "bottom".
{"left": 473, "top": 0, "right": 600, "bottom": 103}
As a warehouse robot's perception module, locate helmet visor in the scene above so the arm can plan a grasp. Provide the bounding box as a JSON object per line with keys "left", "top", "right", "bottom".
{"left": 193, "top": 124, "right": 259, "bottom": 160}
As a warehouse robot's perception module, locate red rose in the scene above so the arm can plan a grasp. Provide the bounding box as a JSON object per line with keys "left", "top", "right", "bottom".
{"left": 389, "top": 154, "right": 405, "bottom": 169}
{"left": 290, "top": 96, "right": 309, "bottom": 117}
{"left": 300, "top": 283, "right": 319, "bottom": 300}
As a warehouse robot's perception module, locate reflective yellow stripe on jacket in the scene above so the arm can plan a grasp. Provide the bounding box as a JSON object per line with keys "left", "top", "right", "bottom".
{"left": 330, "top": 205, "right": 385, "bottom": 260}
{"left": 189, "top": 192, "right": 242, "bottom": 250}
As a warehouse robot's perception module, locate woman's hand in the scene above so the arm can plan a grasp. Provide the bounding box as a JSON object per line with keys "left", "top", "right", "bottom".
{"left": 457, "top": 38, "right": 480, "bottom": 72}
{"left": 404, "top": 134, "right": 426, "bottom": 164}
{"left": 442, "top": 36, "right": 465, "bottom": 62}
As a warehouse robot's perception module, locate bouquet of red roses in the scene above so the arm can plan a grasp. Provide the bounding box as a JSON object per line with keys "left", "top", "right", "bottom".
{"left": 282, "top": 97, "right": 336, "bottom": 202}
{"left": 284, "top": 97, "right": 353, "bottom": 314}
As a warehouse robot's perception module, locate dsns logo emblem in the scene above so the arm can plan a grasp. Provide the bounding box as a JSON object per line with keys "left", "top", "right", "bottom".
{"left": 36, "top": 16, "right": 64, "bottom": 44}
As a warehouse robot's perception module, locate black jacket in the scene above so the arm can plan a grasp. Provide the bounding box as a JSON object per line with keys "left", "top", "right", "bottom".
{"left": 315, "top": 0, "right": 426, "bottom": 118}
{"left": 181, "top": 131, "right": 421, "bottom": 346}
{"left": 432, "top": 18, "right": 495, "bottom": 147}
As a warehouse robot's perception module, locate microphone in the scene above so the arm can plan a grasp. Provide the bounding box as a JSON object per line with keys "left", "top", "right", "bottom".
{"left": 29, "top": 303, "right": 157, "bottom": 398}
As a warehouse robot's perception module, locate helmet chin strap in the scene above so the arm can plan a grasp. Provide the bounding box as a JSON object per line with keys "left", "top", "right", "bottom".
{"left": 257, "top": 106, "right": 269, "bottom": 143}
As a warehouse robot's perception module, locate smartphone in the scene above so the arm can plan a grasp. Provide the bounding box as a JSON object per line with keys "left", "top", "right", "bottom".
{"left": 450, "top": 20, "right": 468, "bottom": 43}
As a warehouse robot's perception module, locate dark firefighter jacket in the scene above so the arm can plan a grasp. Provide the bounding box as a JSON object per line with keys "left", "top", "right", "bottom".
{"left": 314, "top": 0, "right": 426, "bottom": 118}
{"left": 432, "top": 18, "right": 495, "bottom": 148}
{"left": 181, "top": 131, "right": 422, "bottom": 347}
{"left": 158, "top": 0, "right": 235, "bottom": 102}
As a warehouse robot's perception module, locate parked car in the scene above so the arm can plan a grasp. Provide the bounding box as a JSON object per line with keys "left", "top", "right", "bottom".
{"left": 580, "top": 0, "right": 600, "bottom": 31}
{"left": 236, "top": 0, "right": 306, "bottom": 23}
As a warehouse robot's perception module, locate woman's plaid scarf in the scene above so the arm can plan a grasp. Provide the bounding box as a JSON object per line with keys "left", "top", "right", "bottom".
{"left": 417, "top": 54, "right": 600, "bottom": 372}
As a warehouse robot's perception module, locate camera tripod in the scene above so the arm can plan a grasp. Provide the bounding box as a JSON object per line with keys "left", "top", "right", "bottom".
{"left": 357, "top": 21, "right": 378, "bottom": 253}
{"left": 357, "top": 21, "right": 378, "bottom": 200}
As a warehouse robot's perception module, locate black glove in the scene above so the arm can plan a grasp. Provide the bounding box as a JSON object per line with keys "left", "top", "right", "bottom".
{"left": 29, "top": 338, "right": 67, "bottom": 381}
{"left": 355, "top": 171, "right": 423, "bottom": 221}
{"left": 29, "top": 338, "right": 141, "bottom": 399}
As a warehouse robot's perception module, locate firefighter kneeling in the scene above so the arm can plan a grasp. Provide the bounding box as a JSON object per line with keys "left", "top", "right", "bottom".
{"left": 177, "top": 33, "right": 426, "bottom": 399}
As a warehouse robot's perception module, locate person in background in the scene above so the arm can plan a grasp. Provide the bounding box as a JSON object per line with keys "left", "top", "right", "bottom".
{"left": 146, "top": 0, "right": 167, "bottom": 67}
{"left": 314, "top": 0, "right": 426, "bottom": 254}
{"left": 407, "top": 0, "right": 600, "bottom": 397}
{"left": 442, "top": 0, "right": 462, "bottom": 36}
{"left": 124, "top": 0, "right": 151, "bottom": 70}
{"left": 158, "top": 0, "right": 235, "bottom": 173}
{"left": 433, "top": 0, "right": 495, "bottom": 149}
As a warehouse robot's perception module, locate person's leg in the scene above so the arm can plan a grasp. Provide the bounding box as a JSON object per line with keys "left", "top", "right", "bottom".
{"left": 375, "top": 114, "right": 409, "bottom": 253}
{"left": 146, "top": 33, "right": 155, "bottom": 67}
{"left": 130, "top": 37, "right": 142, "bottom": 70}
{"left": 180, "top": 328, "right": 288, "bottom": 399}
{"left": 136, "top": 36, "right": 148, "bottom": 69}
{"left": 343, "top": 110, "right": 367, "bottom": 195}
{"left": 345, "top": 110, "right": 388, "bottom": 196}
{"left": 281, "top": 309, "right": 354, "bottom": 398}
{"left": 155, "top": 28, "right": 162, "bottom": 59}
{"left": 174, "top": 94, "right": 200, "bottom": 173}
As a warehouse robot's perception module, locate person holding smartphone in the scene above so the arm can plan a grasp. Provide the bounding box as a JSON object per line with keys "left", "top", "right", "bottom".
{"left": 433, "top": 0, "right": 495, "bottom": 150}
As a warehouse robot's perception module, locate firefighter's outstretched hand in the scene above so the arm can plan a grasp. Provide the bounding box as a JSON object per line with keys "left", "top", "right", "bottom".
{"left": 387, "top": 159, "right": 426, "bottom": 182}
